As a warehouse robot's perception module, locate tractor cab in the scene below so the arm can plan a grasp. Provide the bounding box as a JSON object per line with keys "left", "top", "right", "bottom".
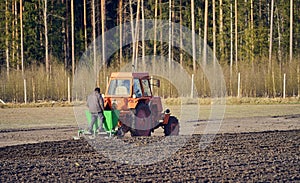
{"left": 104, "top": 72, "right": 155, "bottom": 111}
{"left": 105, "top": 72, "right": 152, "bottom": 98}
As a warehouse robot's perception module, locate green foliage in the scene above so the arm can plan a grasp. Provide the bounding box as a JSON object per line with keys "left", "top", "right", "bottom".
{"left": 23, "top": 0, "right": 44, "bottom": 64}
{"left": 0, "top": 0, "right": 299, "bottom": 101}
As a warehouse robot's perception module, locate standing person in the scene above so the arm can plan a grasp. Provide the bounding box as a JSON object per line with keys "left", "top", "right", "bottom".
{"left": 86, "top": 87, "right": 105, "bottom": 135}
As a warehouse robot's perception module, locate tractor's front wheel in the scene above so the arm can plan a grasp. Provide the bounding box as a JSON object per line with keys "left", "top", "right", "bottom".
{"left": 164, "top": 116, "right": 179, "bottom": 136}
{"left": 131, "top": 103, "right": 152, "bottom": 137}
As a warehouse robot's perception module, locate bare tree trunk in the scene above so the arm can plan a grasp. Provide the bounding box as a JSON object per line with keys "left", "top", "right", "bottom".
{"left": 129, "top": 0, "right": 135, "bottom": 70}
{"left": 250, "top": 0, "right": 254, "bottom": 63}
{"left": 198, "top": 8, "right": 202, "bottom": 61}
{"left": 92, "top": 0, "right": 97, "bottom": 81}
{"left": 179, "top": 0, "right": 183, "bottom": 66}
{"left": 203, "top": 0, "right": 208, "bottom": 68}
{"left": 44, "top": 0, "right": 49, "bottom": 74}
{"left": 268, "top": 0, "right": 274, "bottom": 70}
{"left": 297, "top": 63, "right": 300, "bottom": 97}
{"left": 141, "top": 0, "right": 145, "bottom": 69}
{"left": 230, "top": 3, "right": 233, "bottom": 96}
{"left": 153, "top": 0, "right": 158, "bottom": 71}
{"left": 234, "top": 0, "right": 238, "bottom": 71}
{"left": 119, "top": 0, "right": 123, "bottom": 66}
{"left": 168, "top": 0, "right": 172, "bottom": 69}
{"left": 61, "top": 0, "right": 67, "bottom": 72}
{"left": 154, "top": 0, "right": 158, "bottom": 57}
{"left": 12, "top": 2, "right": 15, "bottom": 70}
{"left": 16, "top": 0, "right": 19, "bottom": 71}
{"left": 159, "top": 0, "right": 162, "bottom": 58}
{"left": 134, "top": 0, "right": 140, "bottom": 68}
{"left": 272, "top": 70, "right": 276, "bottom": 97}
{"left": 101, "top": 0, "right": 106, "bottom": 71}
{"left": 219, "top": 0, "right": 224, "bottom": 62}
{"left": 289, "top": 0, "right": 293, "bottom": 63}
{"left": 212, "top": 0, "right": 216, "bottom": 67}
{"left": 83, "top": 0, "right": 87, "bottom": 51}
{"left": 5, "top": 0, "right": 9, "bottom": 77}
{"left": 20, "top": 0, "right": 24, "bottom": 75}
{"left": 97, "top": 0, "right": 100, "bottom": 38}
{"left": 250, "top": 0, "right": 256, "bottom": 96}
{"left": 276, "top": 8, "right": 282, "bottom": 65}
{"left": 49, "top": 0, "right": 54, "bottom": 62}
{"left": 191, "top": 0, "right": 196, "bottom": 72}
{"left": 32, "top": 77, "right": 36, "bottom": 102}
{"left": 65, "top": 0, "right": 69, "bottom": 69}
{"left": 71, "top": 0, "right": 75, "bottom": 80}
{"left": 268, "top": 0, "right": 275, "bottom": 97}
{"left": 171, "top": 0, "right": 175, "bottom": 67}
{"left": 168, "top": 0, "right": 172, "bottom": 97}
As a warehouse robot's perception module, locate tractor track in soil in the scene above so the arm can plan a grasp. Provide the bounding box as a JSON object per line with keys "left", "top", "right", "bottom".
{"left": 0, "top": 130, "right": 299, "bottom": 182}
{"left": 0, "top": 126, "right": 76, "bottom": 133}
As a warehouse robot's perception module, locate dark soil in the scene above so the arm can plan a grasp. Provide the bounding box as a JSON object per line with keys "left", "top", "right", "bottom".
{"left": 0, "top": 130, "right": 299, "bottom": 182}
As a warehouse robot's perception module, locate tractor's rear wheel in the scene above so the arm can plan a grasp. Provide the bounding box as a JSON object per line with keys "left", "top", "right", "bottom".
{"left": 131, "top": 103, "right": 151, "bottom": 136}
{"left": 164, "top": 116, "right": 179, "bottom": 136}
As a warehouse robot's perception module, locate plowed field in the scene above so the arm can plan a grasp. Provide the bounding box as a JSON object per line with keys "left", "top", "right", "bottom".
{"left": 0, "top": 105, "right": 299, "bottom": 182}
{"left": 0, "top": 130, "right": 299, "bottom": 182}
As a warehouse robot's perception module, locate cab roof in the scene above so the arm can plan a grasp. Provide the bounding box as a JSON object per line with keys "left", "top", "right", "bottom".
{"left": 110, "top": 72, "right": 150, "bottom": 79}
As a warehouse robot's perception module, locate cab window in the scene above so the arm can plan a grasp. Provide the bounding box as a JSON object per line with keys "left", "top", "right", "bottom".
{"left": 107, "top": 79, "right": 130, "bottom": 96}
{"left": 133, "top": 79, "right": 142, "bottom": 98}
{"left": 141, "top": 79, "right": 152, "bottom": 96}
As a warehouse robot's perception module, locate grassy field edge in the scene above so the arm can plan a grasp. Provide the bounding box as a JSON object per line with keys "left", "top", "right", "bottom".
{"left": 0, "top": 97, "right": 300, "bottom": 108}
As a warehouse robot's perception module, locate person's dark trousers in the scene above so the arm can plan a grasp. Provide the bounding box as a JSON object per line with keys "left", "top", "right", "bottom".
{"left": 88, "top": 112, "right": 104, "bottom": 133}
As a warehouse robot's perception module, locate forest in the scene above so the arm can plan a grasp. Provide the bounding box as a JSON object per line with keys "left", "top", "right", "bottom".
{"left": 0, "top": 0, "right": 299, "bottom": 102}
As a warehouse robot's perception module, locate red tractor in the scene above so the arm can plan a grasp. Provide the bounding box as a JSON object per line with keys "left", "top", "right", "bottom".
{"left": 103, "top": 72, "right": 179, "bottom": 136}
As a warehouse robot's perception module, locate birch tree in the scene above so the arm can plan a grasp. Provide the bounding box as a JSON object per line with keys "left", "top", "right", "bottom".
{"left": 134, "top": 0, "right": 140, "bottom": 68}
{"left": 20, "top": 0, "right": 24, "bottom": 75}
{"left": 44, "top": 0, "right": 49, "bottom": 74}
{"left": 154, "top": 0, "right": 158, "bottom": 57}
{"left": 212, "top": 0, "right": 216, "bottom": 67}
{"left": 5, "top": 0, "right": 9, "bottom": 77}
{"left": 275, "top": 7, "right": 282, "bottom": 65}
{"left": 159, "top": 0, "right": 163, "bottom": 58}
{"left": 83, "top": 0, "right": 87, "bottom": 51}
{"left": 91, "top": 0, "right": 96, "bottom": 79}
{"left": 250, "top": 0, "right": 256, "bottom": 96}
{"left": 191, "top": 0, "right": 196, "bottom": 72}
{"left": 268, "top": 0, "right": 275, "bottom": 97}
{"left": 168, "top": 0, "right": 172, "bottom": 69}
{"left": 101, "top": 0, "right": 106, "bottom": 69}
{"left": 71, "top": 0, "right": 75, "bottom": 79}
{"left": 179, "top": 0, "right": 183, "bottom": 66}
{"left": 289, "top": 0, "right": 293, "bottom": 63}
{"left": 219, "top": 0, "right": 224, "bottom": 62}
{"left": 141, "top": 0, "right": 145, "bottom": 68}
{"left": 250, "top": 0, "right": 254, "bottom": 64}
{"left": 230, "top": 3, "right": 233, "bottom": 96}
{"left": 268, "top": 0, "right": 274, "bottom": 70}
{"left": 235, "top": 0, "right": 238, "bottom": 70}
{"left": 119, "top": 0, "right": 123, "bottom": 66}
{"left": 129, "top": 0, "right": 135, "bottom": 69}
{"left": 12, "top": 0, "right": 20, "bottom": 70}
{"left": 203, "top": 0, "right": 208, "bottom": 68}
{"left": 65, "top": 0, "right": 69, "bottom": 68}
{"left": 153, "top": 0, "right": 158, "bottom": 70}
